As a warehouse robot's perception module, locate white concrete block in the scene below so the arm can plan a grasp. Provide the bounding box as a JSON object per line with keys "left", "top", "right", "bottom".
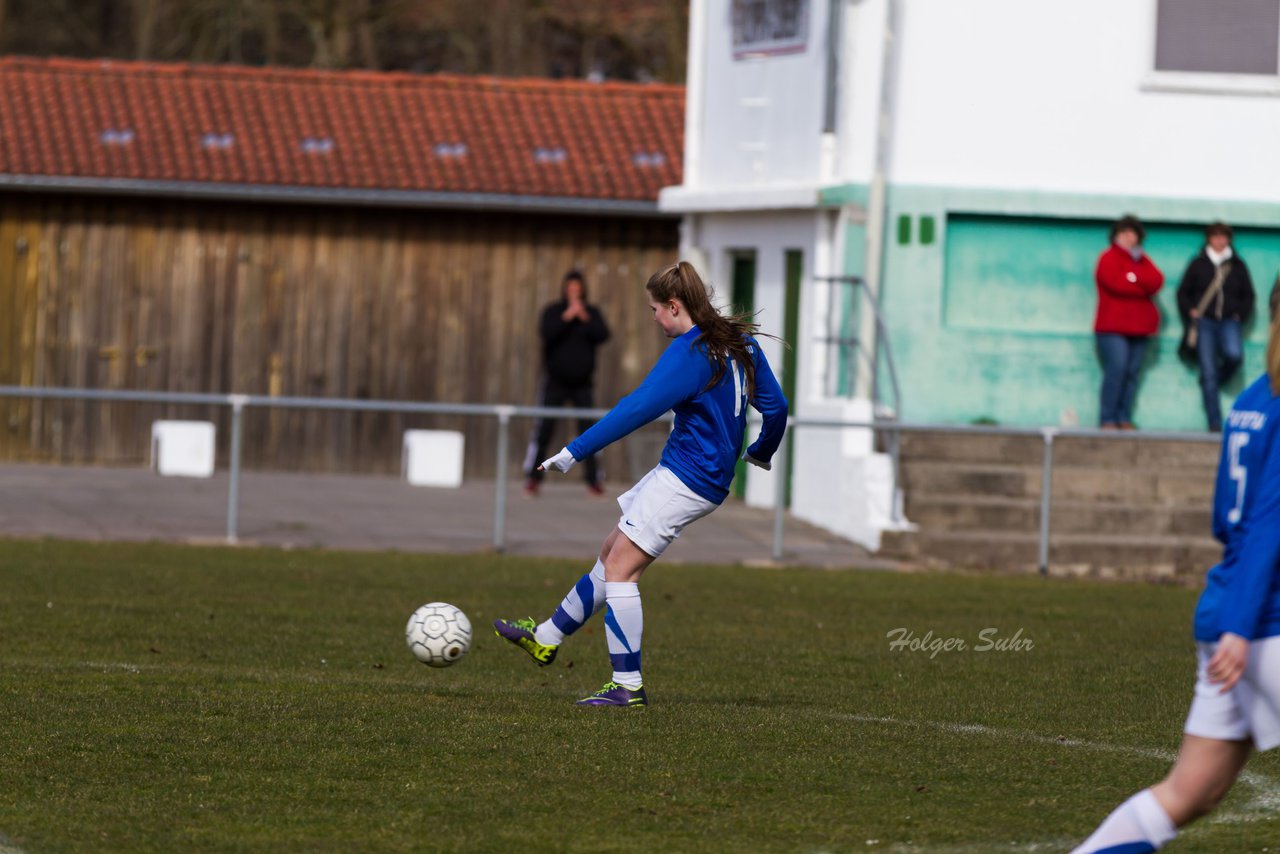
{"left": 151, "top": 421, "right": 216, "bottom": 478}
{"left": 840, "top": 398, "right": 875, "bottom": 458}
{"left": 402, "top": 430, "right": 465, "bottom": 488}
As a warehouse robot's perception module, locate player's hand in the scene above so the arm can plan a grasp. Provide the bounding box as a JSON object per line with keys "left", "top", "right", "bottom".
{"left": 741, "top": 450, "right": 771, "bottom": 471}
{"left": 1208, "top": 632, "right": 1249, "bottom": 693}
{"left": 538, "top": 447, "right": 577, "bottom": 474}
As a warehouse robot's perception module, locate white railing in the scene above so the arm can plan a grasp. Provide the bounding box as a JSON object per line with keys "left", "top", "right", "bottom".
{"left": 0, "top": 386, "right": 1219, "bottom": 569}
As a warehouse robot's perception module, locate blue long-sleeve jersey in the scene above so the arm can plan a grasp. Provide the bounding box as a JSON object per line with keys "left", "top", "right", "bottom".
{"left": 566, "top": 326, "right": 789, "bottom": 505}
{"left": 1194, "top": 373, "right": 1280, "bottom": 642}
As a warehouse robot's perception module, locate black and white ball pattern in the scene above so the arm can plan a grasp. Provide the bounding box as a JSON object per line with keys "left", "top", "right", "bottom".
{"left": 405, "top": 602, "right": 472, "bottom": 667}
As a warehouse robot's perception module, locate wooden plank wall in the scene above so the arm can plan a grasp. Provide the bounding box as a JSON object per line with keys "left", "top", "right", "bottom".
{"left": 0, "top": 194, "right": 681, "bottom": 480}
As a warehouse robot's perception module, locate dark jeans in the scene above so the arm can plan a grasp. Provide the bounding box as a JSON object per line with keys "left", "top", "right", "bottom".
{"left": 1195, "top": 317, "right": 1243, "bottom": 431}
{"left": 523, "top": 377, "right": 601, "bottom": 485}
{"left": 1096, "top": 333, "right": 1147, "bottom": 426}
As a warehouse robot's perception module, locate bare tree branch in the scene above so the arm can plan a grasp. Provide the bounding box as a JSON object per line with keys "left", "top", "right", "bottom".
{"left": 0, "top": 0, "right": 688, "bottom": 81}
{"left": 258, "top": 0, "right": 283, "bottom": 65}
{"left": 45, "top": 0, "right": 106, "bottom": 52}
{"left": 131, "top": 0, "right": 160, "bottom": 59}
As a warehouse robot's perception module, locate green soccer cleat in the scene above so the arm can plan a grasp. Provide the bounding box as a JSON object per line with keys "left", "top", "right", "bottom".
{"left": 576, "top": 681, "right": 647, "bottom": 707}
{"left": 492, "top": 617, "right": 558, "bottom": 666}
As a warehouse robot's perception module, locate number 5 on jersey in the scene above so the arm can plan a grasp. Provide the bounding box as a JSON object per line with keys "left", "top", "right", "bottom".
{"left": 1227, "top": 432, "right": 1249, "bottom": 525}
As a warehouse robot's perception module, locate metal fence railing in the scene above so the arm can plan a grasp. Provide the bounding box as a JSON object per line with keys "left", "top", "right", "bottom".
{"left": 0, "top": 386, "right": 1220, "bottom": 569}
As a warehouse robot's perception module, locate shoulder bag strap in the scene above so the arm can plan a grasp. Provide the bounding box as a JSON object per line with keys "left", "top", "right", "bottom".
{"left": 1195, "top": 261, "right": 1232, "bottom": 316}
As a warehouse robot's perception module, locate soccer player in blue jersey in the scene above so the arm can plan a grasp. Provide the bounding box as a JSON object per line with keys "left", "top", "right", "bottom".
{"left": 1072, "top": 310, "right": 1280, "bottom": 852}
{"left": 494, "top": 261, "right": 789, "bottom": 707}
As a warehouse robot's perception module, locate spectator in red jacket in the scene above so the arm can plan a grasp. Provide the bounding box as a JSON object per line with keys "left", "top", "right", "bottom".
{"left": 1094, "top": 215, "right": 1164, "bottom": 429}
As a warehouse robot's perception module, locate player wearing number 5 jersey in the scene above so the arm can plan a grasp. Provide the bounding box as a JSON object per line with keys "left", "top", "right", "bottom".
{"left": 1073, "top": 311, "right": 1280, "bottom": 851}
{"left": 494, "top": 261, "right": 789, "bottom": 706}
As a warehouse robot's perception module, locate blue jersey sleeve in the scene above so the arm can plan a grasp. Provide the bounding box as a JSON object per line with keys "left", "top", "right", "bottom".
{"left": 744, "top": 343, "right": 789, "bottom": 464}
{"left": 567, "top": 340, "right": 704, "bottom": 461}
{"left": 1221, "top": 425, "right": 1280, "bottom": 640}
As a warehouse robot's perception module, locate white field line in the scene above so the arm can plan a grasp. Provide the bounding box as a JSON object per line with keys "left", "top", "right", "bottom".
{"left": 22, "top": 663, "right": 1280, "bottom": 847}
{"left": 75, "top": 661, "right": 145, "bottom": 673}
{"left": 844, "top": 841, "right": 1072, "bottom": 854}
{"left": 832, "top": 713, "right": 1280, "bottom": 851}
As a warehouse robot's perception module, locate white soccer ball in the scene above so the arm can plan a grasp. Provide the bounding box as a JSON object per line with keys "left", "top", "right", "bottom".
{"left": 405, "top": 602, "right": 472, "bottom": 668}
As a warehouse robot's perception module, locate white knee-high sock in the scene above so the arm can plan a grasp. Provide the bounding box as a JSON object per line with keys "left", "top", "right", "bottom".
{"left": 1071, "top": 789, "right": 1177, "bottom": 854}
{"left": 535, "top": 560, "right": 607, "bottom": 646}
{"left": 604, "top": 581, "right": 642, "bottom": 689}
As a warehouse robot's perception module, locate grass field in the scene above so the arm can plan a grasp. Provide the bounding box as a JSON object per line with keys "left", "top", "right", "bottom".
{"left": 2, "top": 539, "right": 1278, "bottom": 853}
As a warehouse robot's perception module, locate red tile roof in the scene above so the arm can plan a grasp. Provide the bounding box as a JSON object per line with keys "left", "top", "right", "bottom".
{"left": 0, "top": 56, "right": 684, "bottom": 206}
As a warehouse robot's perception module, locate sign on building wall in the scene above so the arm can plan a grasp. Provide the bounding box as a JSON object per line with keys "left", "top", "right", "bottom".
{"left": 731, "top": 0, "right": 809, "bottom": 59}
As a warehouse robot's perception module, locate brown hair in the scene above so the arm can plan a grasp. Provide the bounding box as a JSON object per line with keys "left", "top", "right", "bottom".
{"left": 1109, "top": 214, "right": 1145, "bottom": 243}
{"left": 645, "top": 261, "right": 770, "bottom": 397}
{"left": 1205, "top": 221, "right": 1233, "bottom": 242}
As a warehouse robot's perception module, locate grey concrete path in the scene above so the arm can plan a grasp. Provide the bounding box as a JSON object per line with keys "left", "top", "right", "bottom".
{"left": 0, "top": 463, "right": 897, "bottom": 569}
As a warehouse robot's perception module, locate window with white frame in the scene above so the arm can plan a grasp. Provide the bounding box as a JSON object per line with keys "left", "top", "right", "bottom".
{"left": 731, "top": 0, "right": 809, "bottom": 59}
{"left": 1154, "top": 0, "right": 1279, "bottom": 75}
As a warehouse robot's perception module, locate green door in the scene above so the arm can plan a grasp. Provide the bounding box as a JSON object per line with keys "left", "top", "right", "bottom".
{"left": 781, "top": 249, "right": 802, "bottom": 507}
{"left": 730, "top": 251, "right": 756, "bottom": 500}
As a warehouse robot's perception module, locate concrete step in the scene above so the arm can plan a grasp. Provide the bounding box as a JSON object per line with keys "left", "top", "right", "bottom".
{"left": 1055, "top": 436, "right": 1218, "bottom": 469}
{"left": 897, "top": 432, "right": 1044, "bottom": 465}
{"left": 900, "top": 462, "right": 1034, "bottom": 499}
{"left": 886, "top": 429, "right": 1222, "bottom": 580}
{"left": 899, "top": 461, "right": 1213, "bottom": 506}
{"left": 880, "top": 529, "right": 1221, "bottom": 582}
{"left": 903, "top": 494, "right": 1213, "bottom": 537}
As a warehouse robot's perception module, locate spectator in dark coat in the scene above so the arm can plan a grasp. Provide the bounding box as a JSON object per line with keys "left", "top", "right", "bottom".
{"left": 523, "top": 270, "right": 611, "bottom": 496}
{"left": 1177, "top": 222, "right": 1255, "bottom": 432}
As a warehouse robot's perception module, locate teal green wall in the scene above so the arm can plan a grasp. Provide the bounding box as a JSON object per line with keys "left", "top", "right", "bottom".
{"left": 834, "top": 184, "right": 1280, "bottom": 430}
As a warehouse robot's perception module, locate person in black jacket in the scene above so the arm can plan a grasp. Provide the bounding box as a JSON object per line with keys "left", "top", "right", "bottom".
{"left": 1177, "top": 222, "right": 1255, "bottom": 432}
{"left": 523, "top": 270, "right": 611, "bottom": 496}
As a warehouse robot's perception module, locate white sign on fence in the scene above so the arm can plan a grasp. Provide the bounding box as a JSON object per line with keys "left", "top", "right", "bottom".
{"left": 402, "top": 430, "right": 465, "bottom": 488}
{"left": 151, "top": 420, "right": 216, "bottom": 478}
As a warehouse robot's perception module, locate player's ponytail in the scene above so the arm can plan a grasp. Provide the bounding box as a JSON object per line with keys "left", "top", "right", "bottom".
{"left": 645, "top": 261, "right": 776, "bottom": 397}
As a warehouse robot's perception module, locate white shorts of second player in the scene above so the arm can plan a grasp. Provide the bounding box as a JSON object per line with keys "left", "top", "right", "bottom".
{"left": 615, "top": 465, "right": 717, "bottom": 558}
{"left": 1184, "top": 635, "right": 1280, "bottom": 751}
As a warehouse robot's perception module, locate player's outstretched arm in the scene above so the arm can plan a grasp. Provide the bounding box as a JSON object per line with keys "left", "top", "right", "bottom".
{"left": 565, "top": 342, "right": 701, "bottom": 463}
{"left": 538, "top": 447, "right": 577, "bottom": 473}
{"left": 743, "top": 345, "right": 789, "bottom": 469}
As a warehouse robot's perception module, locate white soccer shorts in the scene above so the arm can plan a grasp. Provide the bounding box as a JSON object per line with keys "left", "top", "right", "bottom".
{"left": 1184, "top": 635, "right": 1280, "bottom": 751}
{"left": 615, "top": 465, "right": 717, "bottom": 558}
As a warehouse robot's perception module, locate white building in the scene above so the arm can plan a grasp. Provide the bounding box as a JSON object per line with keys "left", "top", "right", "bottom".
{"left": 661, "top": 0, "right": 1280, "bottom": 548}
